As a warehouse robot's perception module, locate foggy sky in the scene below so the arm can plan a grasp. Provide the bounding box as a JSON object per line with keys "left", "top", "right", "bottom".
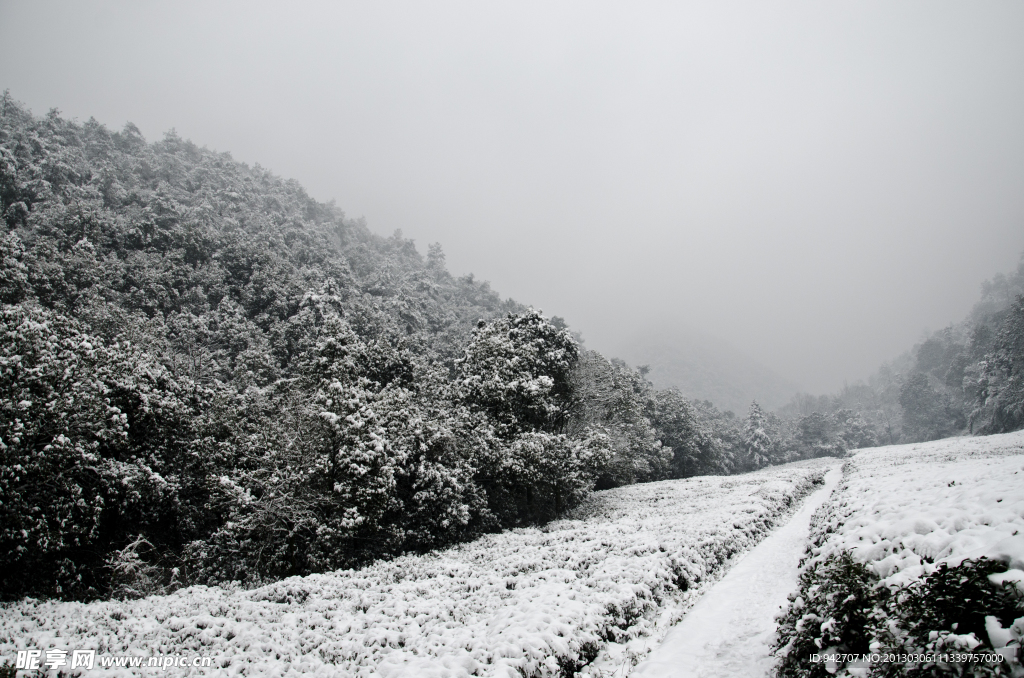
{"left": 2, "top": 0, "right": 1023, "bottom": 394}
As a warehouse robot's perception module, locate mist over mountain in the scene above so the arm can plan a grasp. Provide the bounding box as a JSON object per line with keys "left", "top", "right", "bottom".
{"left": 614, "top": 327, "right": 802, "bottom": 414}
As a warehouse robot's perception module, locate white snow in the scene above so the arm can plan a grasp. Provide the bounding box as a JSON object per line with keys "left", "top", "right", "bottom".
{"left": 804, "top": 430, "right": 1024, "bottom": 590}
{"left": 783, "top": 430, "right": 1024, "bottom": 666}
{"left": 631, "top": 431, "right": 1024, "bottom": 678}
{"left": 0, "top": 461, "right": 832, "bottom": 677}
{"left": 631, "top": 466, "right": 842, "bottom": 678}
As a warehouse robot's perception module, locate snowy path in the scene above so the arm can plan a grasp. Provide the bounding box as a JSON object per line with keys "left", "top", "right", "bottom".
{"left": 632, "top": 464, "right": 843, "bottom": 678}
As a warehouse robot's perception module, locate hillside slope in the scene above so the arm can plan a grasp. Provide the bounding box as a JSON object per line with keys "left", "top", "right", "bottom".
{"left": 1, "top": 95, "right": 559, "bottom": 599}
{"left": 0, "top": 95, "right": 807, "bottom": 603}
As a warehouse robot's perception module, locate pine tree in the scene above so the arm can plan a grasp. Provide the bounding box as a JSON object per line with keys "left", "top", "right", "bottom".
{"left": 743, "top": 401, "right": 773, "bottom": 470}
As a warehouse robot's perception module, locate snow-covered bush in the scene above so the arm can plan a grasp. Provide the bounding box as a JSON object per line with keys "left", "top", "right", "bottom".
{"left": 776, "top": 554, "right": 1023, "bottom": 678}
{"left": 478, "top": 429, "right": 612, "bottom": 525}
{"left": 776, "top": 551, "right": 882, "bottom": 678}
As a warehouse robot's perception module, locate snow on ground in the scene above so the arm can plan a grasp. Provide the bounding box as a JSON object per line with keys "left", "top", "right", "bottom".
{"left": 805, "top": 430, "right": 1024, "bottom": 590}
{"left": 778, "top": 430, "right": 1024, "bottom": 670}
{"left": 0, "top": 461, "right": 832, "bottom": 677}
{"left": 632, "top": 466, "right": 843, "bottom": 678}
{"left": 630, "top": 431, "right": 1024, "bottom": 678}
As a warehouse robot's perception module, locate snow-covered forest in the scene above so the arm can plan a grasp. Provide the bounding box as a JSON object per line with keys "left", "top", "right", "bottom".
{"left": 0, "top": 96, "right": 786, "bottom": 601}
{"left": 778, "top": 259, "right": 1024, "bottom": 448}
{"left": 2, "top": 93, "right": 1024, "bottom": 677}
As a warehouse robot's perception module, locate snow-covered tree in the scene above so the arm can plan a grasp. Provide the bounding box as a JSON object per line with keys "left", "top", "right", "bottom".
{"left": 833, "top": 408, "right": 877, "bottom": 450}
{"left": 794, "top": 411, "right": 846, "bottom": 458}
{"left": 0, "top": 230, "right": 29, "bottom": 303}
{"left": 0, "top": 304, "right": 196, "bottom": 597}
{"left": 457, "top": 309, "right": 579, "bottom": 437}
{"left": 480, "top": 429, "right": 611, "bottom": 524}
{"left": 653, "top": 388, "right": 724, "bottom": 478}
{"left": 563, "top": 351, "right": 671, "bottom": 487}
{"left": 972, "top": 295, "right": 1024, "bottom": 433}
{"left": 743, "top": 401, "right": 773, "bottom": 470}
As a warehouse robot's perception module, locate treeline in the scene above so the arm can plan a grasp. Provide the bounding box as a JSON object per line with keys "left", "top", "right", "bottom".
{"left": 764, "top": 254, "right": 1024, "bottom": 455}
{"left": 0, "top": 96, "right": 763, "bottom": 601}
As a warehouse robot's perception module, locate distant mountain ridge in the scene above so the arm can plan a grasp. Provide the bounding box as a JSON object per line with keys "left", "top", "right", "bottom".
{"left": 614, "top": 328, "right": 801, "bottom": 413}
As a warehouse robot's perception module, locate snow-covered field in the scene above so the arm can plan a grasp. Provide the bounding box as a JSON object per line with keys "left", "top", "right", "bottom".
{"left": 803, "top": 431, "right": 1024, "bottom": 590}
{"left": 777, "top": 430, "right": 1024, "bottom": 674}
{"left": 0, "top": 461, "right": 831, "bottom": 677}
{"left": 633, "top": 467, "right": 843, "bottom": 678}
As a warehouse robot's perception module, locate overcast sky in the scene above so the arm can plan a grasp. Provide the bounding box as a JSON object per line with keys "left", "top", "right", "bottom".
{"left": 2, "top": 1, "right": 1023, "bottom": 393}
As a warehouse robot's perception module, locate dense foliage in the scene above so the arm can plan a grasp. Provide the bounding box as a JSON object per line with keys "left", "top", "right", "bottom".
{"left": 775, "top": 554, "right": 1023, "bottom": 677}
{"left": 0, "top": 96, "right": 751, "bottom": 600}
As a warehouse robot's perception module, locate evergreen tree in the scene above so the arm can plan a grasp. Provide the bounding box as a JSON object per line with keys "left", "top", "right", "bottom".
{"left": 743, "top": 401, "right": 773, "bottom": 470}
{"left": 456, "top": 309, "right": 579, "bottom": 438}
{"left": 653, "top": 388, "right": 722, "bottom": 478}
{"left": 794, "top": 411, "right": 845, "bottom": 458}
{"left": 565, "top": 351, "right": 670, "bottom": 488}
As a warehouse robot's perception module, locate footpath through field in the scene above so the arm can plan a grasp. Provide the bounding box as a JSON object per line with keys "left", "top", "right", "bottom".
{"left": 632, "top": 464, "right": 843, "bottom": 678}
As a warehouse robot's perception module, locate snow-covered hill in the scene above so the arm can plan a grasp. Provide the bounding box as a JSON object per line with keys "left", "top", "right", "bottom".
{"left": 0, "top": 461, "right": 832, "bottom": 677}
